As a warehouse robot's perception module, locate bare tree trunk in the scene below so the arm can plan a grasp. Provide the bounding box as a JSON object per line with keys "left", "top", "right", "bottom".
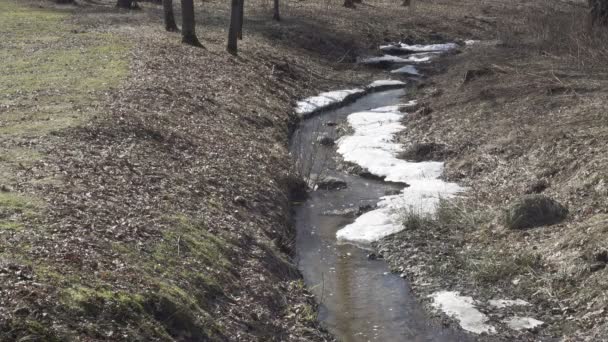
{"left": 343, "top": 0, "right": 355, "bottom": 8}
{"left": 273, "top": 0, "right": 280, "bottom": 21}
{"left": 227, "top": 0, "right": 240, "bottom": 55}
{"left": 237, "top": 0, "right": 244, "bottom": 40}
{"left": 163, "top": 0, "right": 179, "bottom": 32}
{"left": 181, "top": 0, "right": 203, "bottom": 47}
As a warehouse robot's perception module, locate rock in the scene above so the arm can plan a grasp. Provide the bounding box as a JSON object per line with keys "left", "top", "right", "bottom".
{"left": 233, "top": 196, "right": 247, "bottom": 206}
{"left": 317, "top": 134, "right": 335, "bottom": 146}
{"left": 317, "top": 176, "right": 347, "bottom": 190}
{"left": 368, "top": 253, "right": 378, "bottom": 260}
{"left": 595, "top": 250, "right": 608, "bottom": 263}
{"left": 525, "top": 179, "right": 549, "bottom": 194}
{"left": 589, "top": 263, "right": 606, "bottom": 273}
{"left": 505, "top": 195, "right": 568, "bottom": 230}
{"left": 358, "top": 203, "right": 376, "bottom": 214}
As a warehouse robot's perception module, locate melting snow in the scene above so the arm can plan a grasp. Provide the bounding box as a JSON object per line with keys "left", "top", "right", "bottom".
{"left": 360, "top": 53, "right": 439, "bottom": 65}
{"left": 488, "top": 299, "right": 530, "bottom": 309}
{"left": 335, "top": 104, "right": 463, "bottom": 243}
{"left": 429, "top": 291, "right": 496, "bottom": 335}
{"left": 390, "top": 65, "right": 420, "bottom": 75}
{"left": 504, "top": 316, "right": 543, "bottom": 331}
{"left": 379, "top": 42, "right": 458, "bottom": 53}
{"left": 295, "top": 89, "right": 365, "bottom": 117}
{"left": 368, "top": 80, "right": 406, "bottom": 88}
{"left": 295, "top": 80, "right": 408, "bottom": 117}
{"left": 359, "top": 55, "right": 411, "bottom": 64}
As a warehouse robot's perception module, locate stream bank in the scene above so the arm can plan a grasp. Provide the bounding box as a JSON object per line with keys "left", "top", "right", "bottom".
{"left": 291, "top": 43, "right": 475, "bottom": 341}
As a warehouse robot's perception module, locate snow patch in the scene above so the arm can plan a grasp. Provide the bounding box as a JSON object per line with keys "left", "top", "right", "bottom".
{"left": 368, "top": 80, "right": 406, "bottom": 88}
{"left": 359, "top": 53, "right": 438, "bottom": 65}
{"left": 390, "top": 65, "right": 420, "bottom": 76}
{"left": 430, "top": 291, "right": 496, "bottom": 335}
{"left": 503, "top": 316, "right": 543, "bottom": 331}
{"left": 295, "top": 89, "right": 365, "bottom": 117}
{"left": 488, "top": 299, "right": 530, "bottom": 309}
{"left": 295, "top": 80, "right": 408, "bottom": 117}
{"left": 335, "top": 104, "right": 463, "bottom": 243}
{"left": 379, "top": 42, "right": 458, "bottom": 53}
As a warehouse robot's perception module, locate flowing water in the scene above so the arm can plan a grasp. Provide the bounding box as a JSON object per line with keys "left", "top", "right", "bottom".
{"left": 291, "top": 89, "right": 471, "bottom": 341}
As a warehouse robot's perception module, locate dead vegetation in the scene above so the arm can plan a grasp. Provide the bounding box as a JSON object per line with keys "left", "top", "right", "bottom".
{"left": 376, "top": 0, "right": 608, "bottom": 340}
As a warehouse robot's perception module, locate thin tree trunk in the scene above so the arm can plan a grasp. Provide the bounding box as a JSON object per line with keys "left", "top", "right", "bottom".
{"left": 181, "top": 0, "right": 203, "bottom": 47}
{"left": 343, "top": 0, "right": 355, "bottom": 8}
{"left": 163, "top": 0, "right": 179, "bottom": 32}
{"left": 273, "top": 0, "right": 280, "bottom": 21}
{"left": 227, "top": 0, "right": 240, "bottom": 55}
{"left": 237, "top": 0, "right": 244, "bottom": 40}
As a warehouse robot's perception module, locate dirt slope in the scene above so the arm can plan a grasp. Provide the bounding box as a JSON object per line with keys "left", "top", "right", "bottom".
{"left": 375, "top": 0, "right": 608, "bottom": 341}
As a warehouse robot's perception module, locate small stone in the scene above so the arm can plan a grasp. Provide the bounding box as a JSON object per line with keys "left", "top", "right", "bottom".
{"left": 0, "top": 184, "right": 13, "bottom": 192}
{"left": 504, "top": 195, "right": 568, "bottom": 230}
{"left": 358, "top": 203, "right": 376, "bottom": 214}
{"left": 525, "top": 179, "right": 549, "bottom": 194}
{"left": 594, "top": 250, "right": 608, "bottom": 263}
{"left": 233, "top": 196, "right": 247, "bottom": 206}
{"left": 589, "top": 263, "right": 606, "bottom": 273}
{"left": 317, "top": 176, "right": 347, "bottom": 190}
{"left": 367, "top": 253, "right": 378, "bottom": 260}
{"left": 317, "top": 134, "right": 335, "bottom": 146}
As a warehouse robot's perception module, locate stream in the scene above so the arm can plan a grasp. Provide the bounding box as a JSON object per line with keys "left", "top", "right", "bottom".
{"left": 290, "top": 88, "right": 471, "bottom": 341}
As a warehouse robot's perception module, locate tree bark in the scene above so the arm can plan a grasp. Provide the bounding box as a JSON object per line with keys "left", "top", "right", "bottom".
{"left": 343, "top": 0, "right": 355, "bottom": 8}
{"left": 237, "top": 0, "right": 244, "bottom": 40}
{"left": 273, "top": 0, "right": 280, "bottom": 21}
{"left": 181, "top": 0, "right": 203, "bottom": 47}
{"left": 163, "top": 0, "right": 179, "bottom": 32}
{"left": 227, "top": 0, "right": 240, "bottom": 55}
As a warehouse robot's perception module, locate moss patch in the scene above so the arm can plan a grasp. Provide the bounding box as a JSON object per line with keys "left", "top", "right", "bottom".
{"left": 0, "top": 192, "right": 42, "bottom": 231}
{"left": 0, "top": 1, "right": 128, "bottom": 137}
